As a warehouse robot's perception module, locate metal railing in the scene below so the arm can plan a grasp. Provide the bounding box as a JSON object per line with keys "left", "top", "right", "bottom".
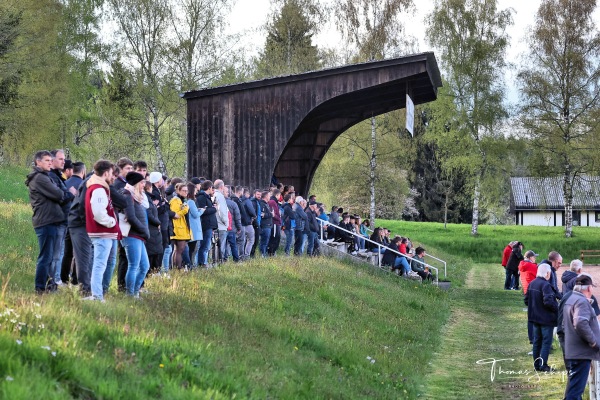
{"left": 317, "top": 220, "right": 439, "bottom": 285}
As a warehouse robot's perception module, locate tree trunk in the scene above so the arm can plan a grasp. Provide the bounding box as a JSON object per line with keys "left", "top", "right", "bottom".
{"left": 369, "top": 116, "right": 377, "bottom": 226}
{"left": 471, "top": 173, "right": 481, "bottom": 236}
{"left": 444, "top": 187, "right": 449, "bottom": 230}
{"left": 563, "top": 174, "right": 573, "bottom": 238}
{"left": 152, "top": 105, "right": 168, "bottom": 175}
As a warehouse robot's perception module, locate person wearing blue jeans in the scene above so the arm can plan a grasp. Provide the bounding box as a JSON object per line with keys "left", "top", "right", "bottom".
{"left": 198, "top": 228, "right": 213, "bottom": 265}
{"left": 122, "top": 236, "right": 150, "bottom": 296}
{"left": 196, "top": 181, "right": 217, "bottom": 267}
{"left": 90, "top": 238, "right": 116, "bottom": 300}
{"left": 394, "top": 256, "right": 412, "bottom": 275}
{"left": 103, "top": 239, "right": 118, "bottom": 294}
{"left": 84, "top": 160, "right": 120, "bottom": 301}
{"left": 526, "top": 263, "right": 558, "bottom": 372}
{"left": 51, "top": 223, "right": 68, "bottom": 284}
{"left": 119, "top": 171, "right": 151, "bottom": 297}
{"left": 26, "top": 150, "right": 74, "bottom": 293}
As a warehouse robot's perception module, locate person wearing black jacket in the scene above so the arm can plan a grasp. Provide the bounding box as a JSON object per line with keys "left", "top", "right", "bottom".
{"left": 196, "top": 180, "right": 217, "bottom": 267}
{"left": 527, "top": 263, "right": 559, "bottom": 372}
{"left": 231, "top": 186, "right": 249, "bottom": 259}
{"left": 120, "top": 172, "right": 150, "bottom": 297}
{"left": 505, "top": 242, "right": 524, "bottom": 290}
{"left": 113, "top": 157, "right": 134, "bottom": 291}
{"left": 242, "top": 189, "right": 257, "bottom": 258}
{"left": 26, "top": 150, "right": 73, "bottom": 293}
{"left": 305, "top": 201, "right": 320, "bottom": 256}
{"left": 258, "top": 191, "right": 273, "bottom": 257}
{"left": 281, "top": 194, "right": 296, "bottom": 255}
{"left": 539, "top": 251, "right": 564, "bottom": 300}
{"left": 249, "top": 190, "right": 262, "bottom": 257}
{"left": 144, "top": 182, "right": 163, "bottom": 272}
{"left": 60, "top": 162, "right": 86, "bottom": 285}
{"left": 148, "top": 172, "right": 174, "bottom": 273}
{"left": 48, "top": 149, "right": 76, "bottom": 286}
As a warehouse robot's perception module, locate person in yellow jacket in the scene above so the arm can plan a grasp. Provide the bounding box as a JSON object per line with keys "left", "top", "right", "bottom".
{"left": 170, "top": 183, "right": 190, "bottom": 269}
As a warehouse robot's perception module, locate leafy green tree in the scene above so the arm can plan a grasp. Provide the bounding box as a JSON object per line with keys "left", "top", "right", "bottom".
{"left": 255, "top": 0, "right": 321, "bottom": 77}
{"left": 334, "top": 0, "right": 413, "bottom": 226}
{"left": 0, "top": 6, "right": 22, "bottom": 155}
{"left": 426, "top": 0, "right": 513, "bottom": 235}
{"left": 518, "top": 0, "right": 600, "bottom": 238}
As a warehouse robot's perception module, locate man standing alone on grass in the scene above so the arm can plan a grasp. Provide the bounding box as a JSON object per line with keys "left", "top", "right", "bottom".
{"left": 562, "top": 274, "right": 600, "bottom": 399}
{"left": 26, "top": 150, "right": 74, "bottom": 293}
{"left": 84, "top": 160, "right": 119, "bottom": 302}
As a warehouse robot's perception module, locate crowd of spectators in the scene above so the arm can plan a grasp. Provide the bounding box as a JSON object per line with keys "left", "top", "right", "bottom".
{"left": 27, "top": 150, "right": 437, "bottom": 305}
{"left": 501, "top": 241, "right": 600, "bottom": 398}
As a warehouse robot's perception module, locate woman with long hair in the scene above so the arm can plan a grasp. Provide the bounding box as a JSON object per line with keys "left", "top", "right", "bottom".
{"left": 169, "top": 183, "right": 190, "bottom": 269}
{"left": 120, "top": 172, "right": 150, "bottom": 298}
{"left": 186, "top": 182, "right": 204, "bottom": 268}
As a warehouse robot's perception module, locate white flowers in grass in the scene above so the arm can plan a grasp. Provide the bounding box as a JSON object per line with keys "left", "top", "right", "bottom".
{"left": 5, "top": 376, "right": 13, "bottom": 381}
{"left": 40, "top": 346, "right": 51, "bottom": 351}
{"left": 366, "top": 356, "right": 376, "bottom": 364}
{"left": 15, "top": 340, "right": 22, "bottom": 345}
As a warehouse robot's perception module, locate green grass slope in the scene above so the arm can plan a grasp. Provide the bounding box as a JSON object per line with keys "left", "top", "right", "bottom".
{"left": 0, "top": 182, "right": 464, "bottom": 399}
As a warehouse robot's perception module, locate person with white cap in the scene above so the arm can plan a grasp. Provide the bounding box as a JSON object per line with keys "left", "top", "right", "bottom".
{"left": 527, "top": 263, "right": 559, "bottom": 372}
{"left": 562, "top": 273, "right": 600, "bottom": 399}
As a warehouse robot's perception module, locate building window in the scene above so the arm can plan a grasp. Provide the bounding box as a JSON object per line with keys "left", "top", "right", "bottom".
{"left": 596, "top": 211, "right": 600, "bottom": 222}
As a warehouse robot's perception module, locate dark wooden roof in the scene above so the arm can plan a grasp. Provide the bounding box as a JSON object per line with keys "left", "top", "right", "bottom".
{"left": 184, "top": 52, "right": 442, "bottom": 194}
{"left": 510, "top": 176, "right": 600, "bottom": 211}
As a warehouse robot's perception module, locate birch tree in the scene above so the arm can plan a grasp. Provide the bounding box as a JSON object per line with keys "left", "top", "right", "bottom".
{"left": 426, "top": 0, "right": 512, "bottom": 235}
{"left": 518, "top": 0, "right": 600, "bottom": 238}
{"left": 335, "top": 0, "right": 413, "bottom": 226}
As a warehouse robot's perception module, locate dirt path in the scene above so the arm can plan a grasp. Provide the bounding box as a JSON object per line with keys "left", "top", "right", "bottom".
{"left": 423, "top": 264, "right": 566, "bottom": 399}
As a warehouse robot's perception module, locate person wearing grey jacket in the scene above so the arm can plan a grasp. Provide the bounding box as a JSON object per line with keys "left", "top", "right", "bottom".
{"left": 562, "top": 273, "right": 600, "bottom": 399}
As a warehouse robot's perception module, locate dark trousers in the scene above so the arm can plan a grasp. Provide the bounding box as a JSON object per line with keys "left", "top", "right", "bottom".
{"left": 250, "top": 225, "right": 260, "bottom": 257}
{"left": 70, "top": 226, "right": 92, "bottom": 295}
{"left": 505, "top": 268, "right": 519, "bottom": 289}
{"left": 294, "top": 230, "right": 305, "bottom": 255}
{"left": 60, "top": 228, "right": 76, "bottom": 284}
{"left": 267, "top": 225, "right": 281, "bottom": 255}
{"left": 117, "top": 242, "right": 128, "bottom": 291}
{"left": 34, "top": 223, "right": 58, "bottom": 292}
{"left": 532, "top": 323, "right": 554, "bottom": 370}
{"left": 564, "top": 359, "right": 591, "bottom": 400}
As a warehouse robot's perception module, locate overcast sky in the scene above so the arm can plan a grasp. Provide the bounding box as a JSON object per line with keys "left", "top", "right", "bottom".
{"left": 226, "top": 0, "right": 598, "bottom": 106}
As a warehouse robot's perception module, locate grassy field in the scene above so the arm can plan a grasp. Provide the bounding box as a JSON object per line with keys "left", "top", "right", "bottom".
{"left": 383, "top": 219, "right": 600, "bottom": 264}
{"left": 5, "top": 164, "right": 598, "bottom": 398}
{"left": 0, "top": 166, "right": 468, "bottom": 399}
{"left": 425, "top": 263, "right": 567, "bottom": 399}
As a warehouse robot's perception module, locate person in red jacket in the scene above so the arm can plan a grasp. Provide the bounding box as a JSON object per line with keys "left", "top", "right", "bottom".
{"left": 520, "top": 250, "right": 539, "bottom": 346}
{"left": 502, "top": 241, "right": 517, "bottom": 289}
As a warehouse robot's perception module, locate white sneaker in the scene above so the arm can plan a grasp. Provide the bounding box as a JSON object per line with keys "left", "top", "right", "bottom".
{"left": 527, "top": 351, "right": 533, "bottom": 356}
{"left": 56, "top": 280, "right": 65, "bottom": 287}
{"left": 82, "top": 296, "right": 95, "bottom": 301}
